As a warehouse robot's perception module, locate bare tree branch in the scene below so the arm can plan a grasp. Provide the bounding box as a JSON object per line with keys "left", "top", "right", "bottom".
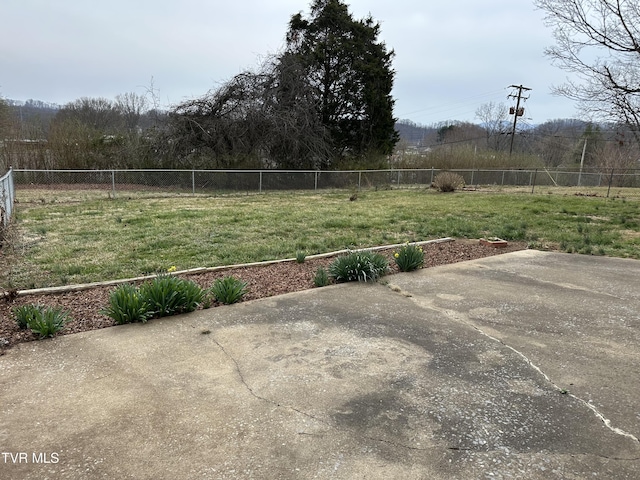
{"left": 536, "top": 0, "right": 640, "bottom": 142}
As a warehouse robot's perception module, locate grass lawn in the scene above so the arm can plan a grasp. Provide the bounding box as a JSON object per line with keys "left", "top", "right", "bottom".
{"left": 2, "top": 188, "right": 639, "bottom": 289}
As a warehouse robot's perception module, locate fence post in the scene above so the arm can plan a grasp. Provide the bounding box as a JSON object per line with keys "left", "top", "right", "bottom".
{"left": 111, "top": 170, "right": 116, "bottom": 198}
{"left": 470, "top": 169, "right": 475, "bottom": 186}
{"left": 358, "top": 171, "right": 361, "bottom": 191}
{"left": 0, "top": 167, "right": 15, "bottom": 228}
{"left": 430, "top": 167, "right": 434, "bottom": 185}
{"left": 259, "top": 171, "right": 263, "bottom": 193}
{"left": 607, "top": 168, "right": 614, "bottom": 198}
{"left": 8, "top": 167, "right": 14, "bottom": 222}
{"left": 314, "top": 171, "right": 318, "bottom": 191}
{"left": 501, "top": 170, "right": 505, "bottom": 186}
{"left": 531, "top": 169, "right": 538, "bottom": 194}
{"left": 192, "top": 170, "right": 195, "bottom": 195}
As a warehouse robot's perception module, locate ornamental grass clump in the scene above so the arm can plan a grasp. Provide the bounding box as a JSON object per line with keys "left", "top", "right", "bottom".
{"left": 328, "top": 251, "right": 389, "bottom": 282}
{"left": 210, "top": 276, "right": 248, "bottom": 305}
{"left": 102, "top": 283, "right": 151, "bottom": 324}
{"left": 29, "top": 306, "right": 70, "bottom": 338}
{"left": 313, "top": 267, "right": 330, "bottom": 287}
{"left": 14, "top": 304, "right": 70, "bottom": 338}
{"left": 394, "top": 243, "right": 425, "bottom": 272}
{"left": 13, "top": 304, "right": 42, "bottom": 330}
{"left": 102, "top": 275, "right": 204, "bottom": 324}
{"left": 295, "top": 250, "right": 307, "bottom": 263}
{"left": 139, "top": 274, "right": 205, "bottom": 317}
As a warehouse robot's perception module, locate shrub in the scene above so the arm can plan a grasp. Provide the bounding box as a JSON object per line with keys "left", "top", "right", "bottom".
{"left": 14, "top": 304, "right": 69, "bottom": 338}
{"left": 210, "top": 276, "right": 248, "bottom": 304}
{"left": 174, "top": 277, "right": 205, "bottom": 313}
{"left": 313, "top": 267, "right": 330, "bottom": 287}
{"left": 433, "top": 172, "right": 465, "bottom": 192}
{"left": 394, "top": 243, "right": 425, "bottom": 272}
{"left": 140, "top": 274, "right": 205, "bottom": 317}
{"left": 295, "top": 250, "right": 307, "bottom": 263}
{"left": 328, "top": 251, "right": 389, "bottom": 282}
{"left": 13, "top": 304, "right": 44, "bottom": 330}
{"left": 102, "top": 283, "right": 151, "bottom": 324}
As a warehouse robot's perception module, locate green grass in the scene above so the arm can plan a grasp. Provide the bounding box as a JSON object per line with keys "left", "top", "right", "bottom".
{"left": 2, "top": 189, "right": 639, "bottom": 289}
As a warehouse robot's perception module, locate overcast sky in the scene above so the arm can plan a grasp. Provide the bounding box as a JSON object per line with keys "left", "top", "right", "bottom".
{"left": 1, "top": 0, "right": 580, "bottom": 126}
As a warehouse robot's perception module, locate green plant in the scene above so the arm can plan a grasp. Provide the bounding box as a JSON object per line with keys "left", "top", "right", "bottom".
{"left": 313, "top": 267, "right": 330, "bottom": 287}
{"left": 210, "top": 276, "right": 248, "bottom": 304}
{"left": 23, "top": 306, "right": 70, "bottom": 339}
{"left": 140, "top": 274, "right": 204, "bottom": 317}
{"left": 13, "top": 304, "right": 44, "bottom": 330}
{"left": 101, "top": 283, "right": 151, "bottom": 324}
{"left": 393, "top": 243, "right": 425, "bottom": 272}
{"left": 175, "top": 278, "right": 205, "bottom": 312}
{"left": 295, "top": 250, "right": 307, "bottom": 263}
{"left": 432, "top": 172, "right": 465, "bottom": 192}
{"left": 328, "top": 251, "right": 389, "bottom": 282}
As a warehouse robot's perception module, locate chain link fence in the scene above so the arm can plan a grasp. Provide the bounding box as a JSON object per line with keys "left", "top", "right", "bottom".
{"left": 0, "top": 168, "right": 15, "bottom": 228}
{"left": 12, "top": 167, "right": 640, "bottom": 199}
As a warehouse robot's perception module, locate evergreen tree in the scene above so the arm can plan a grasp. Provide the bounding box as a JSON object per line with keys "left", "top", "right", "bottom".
{"left": 286, "top": 0, "right": 398, "bottom": 164}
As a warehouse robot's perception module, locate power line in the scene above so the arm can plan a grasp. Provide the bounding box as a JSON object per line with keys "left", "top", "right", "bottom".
{"left": 397, "top": 88, "right": 507, "bottom": 119}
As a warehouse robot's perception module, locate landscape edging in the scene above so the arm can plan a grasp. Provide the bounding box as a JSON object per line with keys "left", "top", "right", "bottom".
{"left": 8, "top": 238, "right": 455, "bottom": 298}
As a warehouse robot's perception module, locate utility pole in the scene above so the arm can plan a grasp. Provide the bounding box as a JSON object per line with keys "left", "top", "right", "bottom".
{"left": 578, "top": 138, "right": 587, "bottom": 186}
{"left": 508, "top": 84, "right": 531, "bottom": 157}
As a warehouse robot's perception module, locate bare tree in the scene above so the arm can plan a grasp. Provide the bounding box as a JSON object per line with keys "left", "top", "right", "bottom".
{"left": 115, "top": 92, "right": 148, "bottom": 133}
{"left": 530, "top": 119, "right": 587, "bottom": 166}
{"left": 55, "top": 97, "right": 122, "bottom": 133}
{"left": 169, "top": 54, "right": 332, "bottom": 169}
{"left": 535, "top": 0, "right": 640, "bottom": 142}
{"left": 0, "top": 97, "right": 10, "bottom": 139}
{"left": 0, "top": 97, "right": 12, "bottom": 170}
{"left": 593, "top": 136, "right": 640, "bottom": 182}
{"left": 475, "top": 102, "right": 509, "bottom": 151}
{"left": 49, "top": 97, "right": 145, "bottom": 168}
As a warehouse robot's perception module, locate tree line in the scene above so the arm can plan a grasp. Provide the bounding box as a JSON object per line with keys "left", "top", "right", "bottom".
{"left": 2, "top": 98, "right": 638, "bottom": 173}
{"left": 1, "top": 0, "right": 639, "bottom": 173}
{"left": 394, "top": 113, "right": 640, "bottom": 173}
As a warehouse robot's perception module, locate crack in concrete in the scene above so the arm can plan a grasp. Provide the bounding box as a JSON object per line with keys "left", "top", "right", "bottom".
{"left": 412, "top": 296, "right": 640, "bottom": 447}
{"left": 210, "top": 326, "right": 640, "bottom": 461}
{"left": 210, "top": 335, "right": 434, "bottom": 452}
{"left": 461, "top": 315, "right": 639, "bottom": 445}
{"left": 210, "top": 336, "right": 328, "bottom": 425}
{"left": 566, "top": 450, "right": 640, "bottom": 462}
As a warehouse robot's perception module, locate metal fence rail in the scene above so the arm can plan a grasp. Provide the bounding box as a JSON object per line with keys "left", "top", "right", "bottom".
{"left": 0, "top": 168, "right": 15, "bottom": 228}
{"left": 12, "top": 167, "right": 640, "bottom": 198}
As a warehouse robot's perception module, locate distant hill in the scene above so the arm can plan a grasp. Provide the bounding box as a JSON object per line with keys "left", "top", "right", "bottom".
{"left": 5, "top": 99, "right": 60, "bottom": 137}
{"left": 395, "top": 119, "right": 435, "bottom": 145}
{"left": 6, "top": 99, "right": 60, "bottom": 116}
